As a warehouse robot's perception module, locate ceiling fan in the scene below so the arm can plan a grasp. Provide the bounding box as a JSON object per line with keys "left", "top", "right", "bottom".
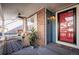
{"left": 17, "top": 12, "right": 27, "bottom": 19}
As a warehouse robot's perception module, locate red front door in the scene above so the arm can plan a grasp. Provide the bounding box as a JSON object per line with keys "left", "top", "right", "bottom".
{"left": 58, "top": 8, "right": 76, "bottom": 44}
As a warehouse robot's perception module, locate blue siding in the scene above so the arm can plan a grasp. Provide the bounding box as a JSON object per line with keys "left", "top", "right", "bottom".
{"left": 47, "top": 19, "right": 56, "bottom": 43}
{"left": 47, "top": 20, "right": 52, "bottom": 43}
{"left": 52, "top": 20, "right": 56, "bottom": 43}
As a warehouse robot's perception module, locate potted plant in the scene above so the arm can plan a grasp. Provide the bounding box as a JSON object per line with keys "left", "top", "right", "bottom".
{"left": 28, "top": 27, "right": 38, "bottom": 48}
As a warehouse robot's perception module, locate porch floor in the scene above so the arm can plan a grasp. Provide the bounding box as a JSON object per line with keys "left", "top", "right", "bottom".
{"left": 2, "top": 40, "right": 79, "bottom": 55}
{"left": 12, "top": 43, "right": 79, "bottom": 55}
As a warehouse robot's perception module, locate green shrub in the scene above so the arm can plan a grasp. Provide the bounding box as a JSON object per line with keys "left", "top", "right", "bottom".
{"left": 28, "top": 27, "right": 38, "bottom": 46}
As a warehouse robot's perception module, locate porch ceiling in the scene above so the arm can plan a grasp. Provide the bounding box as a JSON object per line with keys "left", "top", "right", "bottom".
{"left": 2, "top": 3, "right": 77, "bottom": 20}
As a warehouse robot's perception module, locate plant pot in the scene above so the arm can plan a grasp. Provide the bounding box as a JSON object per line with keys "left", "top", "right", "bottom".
{"left": 30, "top": 46, "right": 34, "bottom": 49}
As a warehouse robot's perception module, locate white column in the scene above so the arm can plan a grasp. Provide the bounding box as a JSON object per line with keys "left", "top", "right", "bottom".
{"left": 0, "top": 4, "right": 5, "bottom": 38}
{"left": 23, "top": 18, "right": 27, "bottom": 33}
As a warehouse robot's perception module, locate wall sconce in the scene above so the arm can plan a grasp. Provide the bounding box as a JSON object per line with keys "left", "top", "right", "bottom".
{"left": 49, "top": 16, "right": 56, "bottom": 21}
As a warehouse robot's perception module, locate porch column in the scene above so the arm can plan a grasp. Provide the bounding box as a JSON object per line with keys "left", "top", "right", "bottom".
{"left": 23, "top": 18, "right": 27, "bottom": 33}
{"left": 23, "top": 18, "right": 30, "bottom": 46}
{"left": 0, "top": 4, "right": 5, "bottom": 40}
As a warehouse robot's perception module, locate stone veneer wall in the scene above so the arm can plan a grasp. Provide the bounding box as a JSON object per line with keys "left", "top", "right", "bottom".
{"left": 37, "top": 8, "right": 45, "bottom": 47}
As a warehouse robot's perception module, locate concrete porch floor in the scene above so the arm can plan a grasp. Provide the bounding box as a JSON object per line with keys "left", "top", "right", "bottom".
{"left": 2, "top": 40, "right": 79, "bottom": 55}
{"left": 12, "top": 43, "right": 79, "bottom": 55}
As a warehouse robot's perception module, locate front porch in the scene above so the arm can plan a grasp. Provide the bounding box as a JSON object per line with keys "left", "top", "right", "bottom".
{"left": 0, "top": 3, "right": 79, "bottom": 55}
